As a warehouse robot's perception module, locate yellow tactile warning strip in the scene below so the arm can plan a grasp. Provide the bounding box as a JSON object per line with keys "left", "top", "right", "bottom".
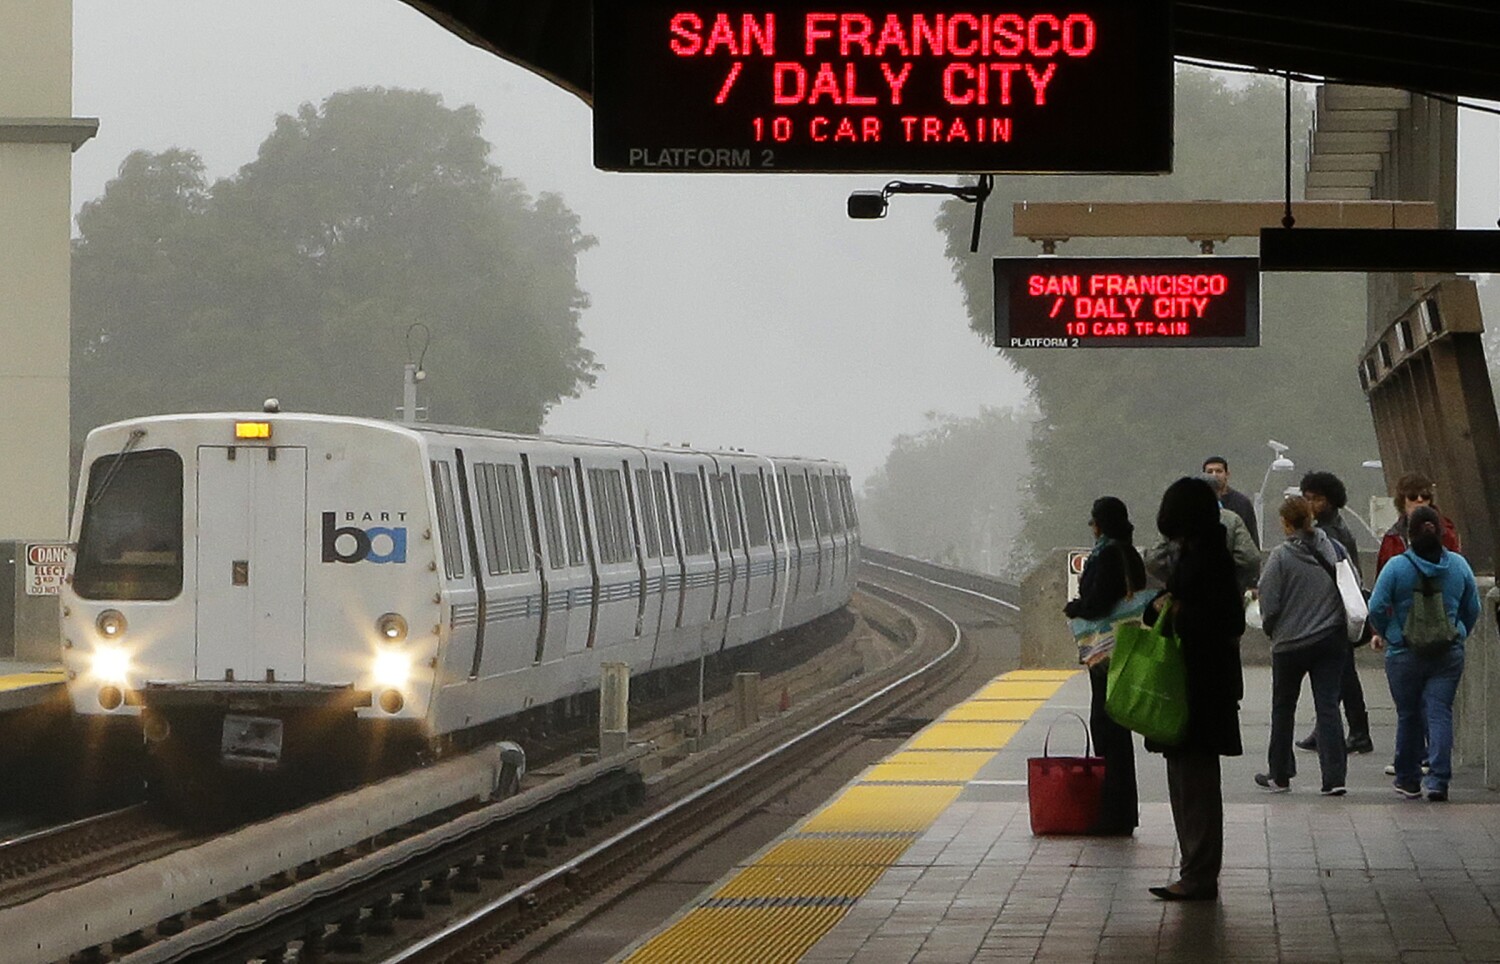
{"left": 862, "top": 749, "right": 994, "bottom": 784}
{"left": 621, "top": 669, "right": 1078, "bottom": 963}
{"left": 0, "top": 669, "right": 66, "bottom": 693}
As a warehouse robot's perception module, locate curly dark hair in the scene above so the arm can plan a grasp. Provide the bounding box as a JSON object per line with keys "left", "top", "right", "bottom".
{"left": 1298, "top": 471, "right": 1348, "bottom": 510}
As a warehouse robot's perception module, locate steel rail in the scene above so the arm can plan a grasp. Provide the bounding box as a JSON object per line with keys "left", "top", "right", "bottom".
{"left": 861, "top": 559, "right": 1021, "bottom": 612}
{"left": 0, "top": 804, "right": 146, "bottom": 853}
{"left": 380, "top": 567, "right": 971, "bottom": 964}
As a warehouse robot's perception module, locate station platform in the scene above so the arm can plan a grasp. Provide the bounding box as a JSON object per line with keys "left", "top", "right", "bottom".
{"left": 0, "top": 659, "right": 67, "bottom": 713}
{"left": 620, "top": 663, "right": 1500, "bottom": 963}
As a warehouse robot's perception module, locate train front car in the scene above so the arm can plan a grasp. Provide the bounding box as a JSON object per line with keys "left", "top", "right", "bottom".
{"left": 61, "top": 414, "right": 440, "bottom": 802}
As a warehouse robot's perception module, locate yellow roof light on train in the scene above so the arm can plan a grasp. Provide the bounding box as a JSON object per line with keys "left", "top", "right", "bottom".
{"left": 235, "top": 421, "right": 272, "bottom": 440}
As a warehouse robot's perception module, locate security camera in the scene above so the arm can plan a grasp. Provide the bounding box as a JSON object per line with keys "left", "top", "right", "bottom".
{"left": 847, "top": 191, "right": 888, "bottom": 220}
{"left": 1267, "top": 439, "right": 1289, "bottom": 455}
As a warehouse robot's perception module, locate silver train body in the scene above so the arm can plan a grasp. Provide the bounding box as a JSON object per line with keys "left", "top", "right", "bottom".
{"left": 59, "top": 413, "right": 858, "bottom": 766}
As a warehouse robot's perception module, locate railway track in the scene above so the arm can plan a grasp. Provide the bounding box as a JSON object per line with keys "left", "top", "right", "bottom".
{"left": 0, "top": 554, "right": 1020, "bottom": 964}
{"left": 0, "top": 806, "right": 197, "bottom": 912}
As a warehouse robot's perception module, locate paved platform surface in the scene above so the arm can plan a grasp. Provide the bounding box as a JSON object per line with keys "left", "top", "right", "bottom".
{"left": 0, "top": 659, "right": 66, "bottom": 713}
{"left": 621, "top": 659, "right": 1500, "bottom": 963}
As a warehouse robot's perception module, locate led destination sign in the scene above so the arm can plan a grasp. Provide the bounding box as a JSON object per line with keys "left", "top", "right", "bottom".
{"left": 994, "top": 257, "right": 1261, "bottom": 348}
{"left": 593, "top": 3, "right": 1173, "bottom": 173}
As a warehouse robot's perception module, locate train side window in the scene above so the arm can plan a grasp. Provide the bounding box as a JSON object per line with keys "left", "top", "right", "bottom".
{"left": 535, "top": 467, "right": 565, "bottom": 570}
{"left": 778, "top": 471, "right": 797, "bottom": 541}
{"left": 557, "top": 466, "right": 586, "bottom": 567}
{"left": 635, "top": 468, "right": 661, "bottom": 558}
{"left": 708, "top": 474, "right": 731, "bottom": 551}
{"left": 809, "top": 473, "right": 832, "bottom": 536}
{"left": 674, "top": 471, "right": 711, "bottom": 556}
{"left": 497, "top": 465, "right": 531, "bottom": 573}
{"left": 788, "top": 473, "right": 813, "bottom": 541}
{"left": 823, "top": 475, "right": 844, "bottom": 534}
{"left": 474, "top": 463, "right": 507, "bottom": 575}
{"left": 740, "top": 474, "right": 769, "bottom": 547}
{"left": 652, "top": 470, "right": 677, "bottom": 558}
{"left": 431, "top": 460, "right": 466, "bottom": 579}
{"left": 719, "top": 474, "right": 743, "bottom": 550}
{"left": 587, "top": 468, "right": 632, "bottom": 565}
{"left": 839, "top": 477, "right": 859, "bottom": 529}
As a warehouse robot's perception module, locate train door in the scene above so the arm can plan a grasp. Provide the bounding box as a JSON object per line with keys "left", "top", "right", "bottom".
{"left": 673, "top": 466, "right": 716, "bottom": 632}
{"left": 737, "top": 467, "right": 775, "bottom": 617}
{"left": 787, "top": 469, "right": 819, "bottom": 612}
{"left": 808, "top": 468, "right": 833, "bottom": 597}
{"left": 468, "top": 459, "right": 542, "bottom": 678}
{"left": 706, "top": 468, "right": 738, "bottom": 646}
{"left": 817, "top": 471, "right": 845, "bottom": 593}
{"left": 534, "top": 462, "right": 592, "bottom": 658}
{"left": 581, "top": 458, "right": 640, "bottom": 648}
{"left": 651, "top": 464, "right": 685, "bottom": 636}
{"left": 195, "top": 445, "right": 308, "bottom": 682}
{"left": 429, "top": 454, "right": 484, "bottom": 684}
{"left": 775, "top": 468, "right": 802, "bottom": 615}
{"left": 631, "top": 462, "right": 669, "bottom": 643}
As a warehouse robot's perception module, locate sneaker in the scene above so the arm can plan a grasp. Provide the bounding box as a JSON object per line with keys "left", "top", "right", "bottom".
{"left": 1384, "top": 763, "right": 1397, "bottom": 776}
{"left": 1346, "top": 734, "right": 1374, "bottom": 754}
{"left": 1321, "top": 786, "right": 1347, "bottom": 797}
{"left": 1295, "top": 734, "right": 1317, "bottom": 751}
{"left": 1255, "top": 773, "right": 1291, "bottom": 793}
{"left": 1393, "top": 782, "right": 1422, "bottom": 799}
{"left": 1426, "top": 788, "right": 1449, "bottom": 802}
{"left": 1423, "top": 759, "right": 1431, "bottom": 775}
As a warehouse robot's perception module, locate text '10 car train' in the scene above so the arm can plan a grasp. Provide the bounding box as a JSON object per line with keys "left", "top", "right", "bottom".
{"left": 59, "top": 411, "right": 859, "bottom": 782}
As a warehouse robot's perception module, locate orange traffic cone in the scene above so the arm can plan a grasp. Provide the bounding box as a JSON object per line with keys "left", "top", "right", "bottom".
{"left": 778, "top": 687, "right": 791, "bottom": 713}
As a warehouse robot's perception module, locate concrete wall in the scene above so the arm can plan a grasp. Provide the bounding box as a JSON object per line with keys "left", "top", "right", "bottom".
{"left": 0, "top": 1, "right": 84, "bottom": 540}
{"left": 1453, "top": 581, "right": 1499, "bottom": 789}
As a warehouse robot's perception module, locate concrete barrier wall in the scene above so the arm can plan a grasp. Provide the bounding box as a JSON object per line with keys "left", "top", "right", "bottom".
{"left": 1453, "top": 581, "right": 1499, "bottom": 788}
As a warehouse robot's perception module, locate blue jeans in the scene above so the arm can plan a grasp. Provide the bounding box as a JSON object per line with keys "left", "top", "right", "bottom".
{"left": 1269, "top": 629, "right": 1347, "bottom": 789}
{"left": 1386, "top": 647, "right": 1465, "bottom": 793}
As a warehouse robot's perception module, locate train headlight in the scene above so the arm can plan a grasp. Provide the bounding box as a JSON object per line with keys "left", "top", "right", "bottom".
{"left": 91, "top": 645, "right": 130, "bottom": 683}
{"left": 96, "top": 610, "right": 127, "bottom": 639}
{"left": 372, "top": 649, "right": 412, "bottom": 689}
{"left": 376, "top": 612, "right": 409, "bottom": 641}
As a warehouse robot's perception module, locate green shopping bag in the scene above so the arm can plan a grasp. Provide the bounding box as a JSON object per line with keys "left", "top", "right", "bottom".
{"left": 1105, "top": 604, "right": 1189, "bottom": 745}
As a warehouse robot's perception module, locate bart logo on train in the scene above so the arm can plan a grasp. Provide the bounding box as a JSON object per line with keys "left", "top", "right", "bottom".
{"left": 321, "top": 511, "right": 408, "bottom": 564}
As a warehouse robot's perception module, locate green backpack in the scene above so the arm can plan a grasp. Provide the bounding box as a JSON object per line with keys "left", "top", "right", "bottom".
{"left": 1401, "top": 554, "right": 1459, "bottom": 658}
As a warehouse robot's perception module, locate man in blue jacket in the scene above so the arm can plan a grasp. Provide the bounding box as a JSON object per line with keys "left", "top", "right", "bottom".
{"left": 1366, "top": 506, "right": 1481, "bottom": 802}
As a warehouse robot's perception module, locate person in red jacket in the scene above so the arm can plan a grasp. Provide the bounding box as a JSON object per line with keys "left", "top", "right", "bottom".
{"left": 1376, "top": 473, "right": 1461, "bottom": 576}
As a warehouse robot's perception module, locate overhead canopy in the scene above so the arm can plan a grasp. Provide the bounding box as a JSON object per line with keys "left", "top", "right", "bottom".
{"left": 401, "top": 1, "right": 1500, "bottom": 105}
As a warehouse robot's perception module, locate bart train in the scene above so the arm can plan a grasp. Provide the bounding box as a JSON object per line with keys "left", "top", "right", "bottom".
{"left": 59, "top": 412, "right": 859, "bottom": 779}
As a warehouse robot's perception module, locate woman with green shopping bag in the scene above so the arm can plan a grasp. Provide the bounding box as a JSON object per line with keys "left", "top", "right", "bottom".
{"left": 1063, "top": 496, "right": 1150, "bottom": 836}
{"left": 1139, "top": 477, "right": 1245, "bottom": 902}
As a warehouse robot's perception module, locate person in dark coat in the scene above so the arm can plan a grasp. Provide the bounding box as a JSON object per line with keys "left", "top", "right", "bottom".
{"left": 1203, "top": 456, "right": 1259, "bottom": 548}
{"left": 1295, "top": 471, "right": 1373, "bottom": 756}
{"left": 1143, "top": 477, "right": 1245, "bottom": 901}
{"left": 1063, "top": 496, "right": 1148, "bottom": 836}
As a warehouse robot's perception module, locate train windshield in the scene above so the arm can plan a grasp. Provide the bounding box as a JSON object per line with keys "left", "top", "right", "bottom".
{"left": 74, "top": 449, "right": 184, "bottom": 600}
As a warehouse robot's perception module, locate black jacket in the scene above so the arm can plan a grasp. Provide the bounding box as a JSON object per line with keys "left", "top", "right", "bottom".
{"left": 1219, "top": 488, "right": 1259, "bottom": 548}
{"left": 1064, "top": 538, "right": 1147, "bottom": 620}
{"left": 1143, "top": 527, "right": 1245, "bottom": 757}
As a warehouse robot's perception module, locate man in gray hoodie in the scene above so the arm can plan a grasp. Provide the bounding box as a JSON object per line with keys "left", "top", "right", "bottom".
{"left": 1254, "top": 496, "right": 1350, "bottom": 795}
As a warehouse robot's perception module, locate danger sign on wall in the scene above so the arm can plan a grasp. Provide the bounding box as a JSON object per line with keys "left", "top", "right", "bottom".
{"left": 1066, "top": 548, "right": 1089, "bottom": 601}
{"left": 25, "top": 543, "right": 68, "bottom": 596}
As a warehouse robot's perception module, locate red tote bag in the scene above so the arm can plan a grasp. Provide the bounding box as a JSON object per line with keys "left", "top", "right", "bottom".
{"left": 1027, "top": 712, "right": 1105, "bottom": 836}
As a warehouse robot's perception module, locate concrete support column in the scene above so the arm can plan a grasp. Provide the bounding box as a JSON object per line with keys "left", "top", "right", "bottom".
{"left": 733, "top": 672, "right": 760, "bottom": 730}
{"left": 599, "top": 661, "right": 628, "bottom": 757}
{"left": 0, "top": 1, "right": 96, "bottom": 539}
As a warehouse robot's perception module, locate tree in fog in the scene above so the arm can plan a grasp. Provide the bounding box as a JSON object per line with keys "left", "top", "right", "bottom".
{"left": 932, "top": 69, "right": 1380, "bottom": 563}
{"left": 72, "top": 87, "right": 598, "bottom": 445}
{"left": 860, "top": 406, "right": 1036, "bottom": 577}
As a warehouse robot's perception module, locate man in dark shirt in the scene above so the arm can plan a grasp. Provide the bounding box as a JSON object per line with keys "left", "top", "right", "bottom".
{"left": 1203, "top": 456, "right": 1259, "bottom": 548}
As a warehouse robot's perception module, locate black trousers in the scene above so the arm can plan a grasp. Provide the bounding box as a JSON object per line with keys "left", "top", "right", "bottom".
{"left": 1304, "top": 642, "right": 1370, "bottom": 739}
{"left": 1165, "top": 750, "right": 1223, "bottom": 894}
{"left": 1088, "top": 660, "right": 1138, "bottom": 832}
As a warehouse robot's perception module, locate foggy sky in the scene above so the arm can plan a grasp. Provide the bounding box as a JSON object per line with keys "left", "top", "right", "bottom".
{"left": 71, "top": 3, "right": 1499, "bottom": 486}
{"left": 71, "top": 0, "right": 1029, "bottom": 485}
